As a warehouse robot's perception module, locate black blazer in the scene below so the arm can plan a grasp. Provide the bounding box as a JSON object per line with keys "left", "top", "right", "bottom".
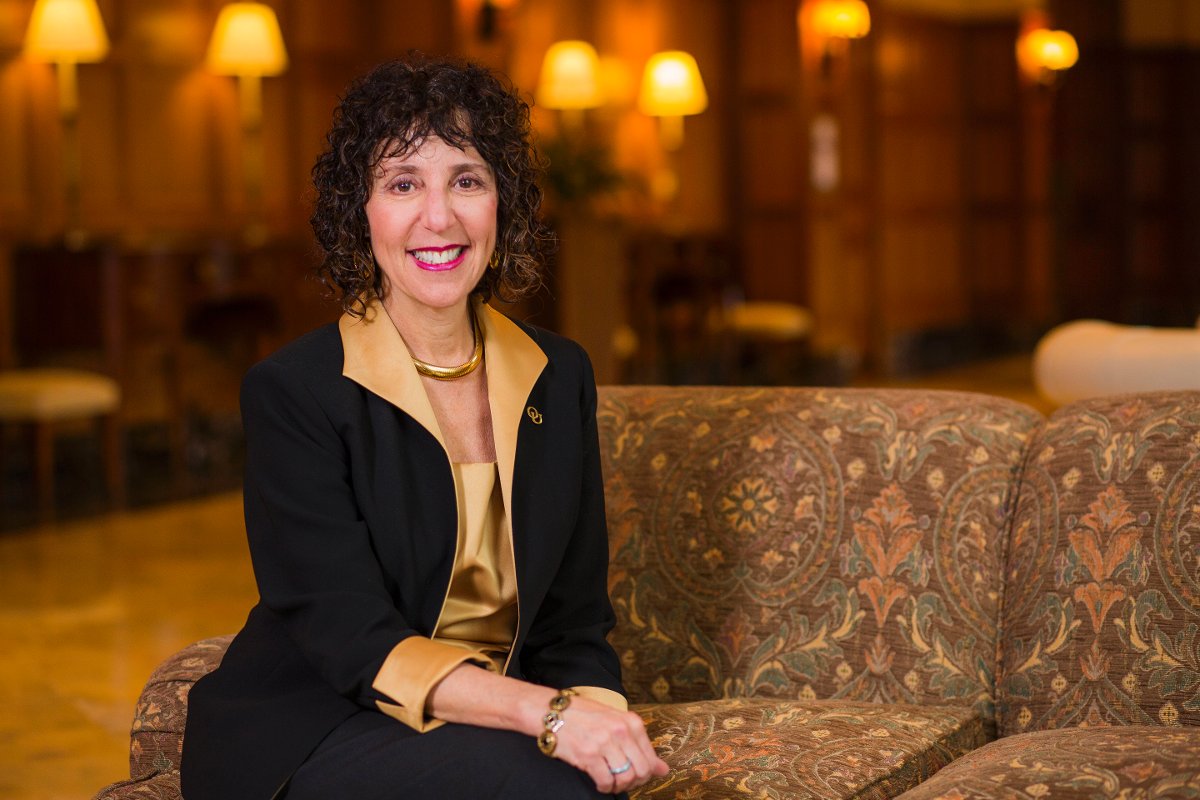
{"left": 181, "top": 301, "right": 623, "bottom": 800}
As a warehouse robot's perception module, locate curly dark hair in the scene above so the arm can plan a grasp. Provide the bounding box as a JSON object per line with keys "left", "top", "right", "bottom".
{"left": 311, "top": 55, "right": 552, "bottom": 316}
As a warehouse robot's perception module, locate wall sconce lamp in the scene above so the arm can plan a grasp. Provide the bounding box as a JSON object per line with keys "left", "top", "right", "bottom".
{"left": 810, "top": 0, "right": 871, "bottom": 39}
{"left": 803, "top": 0, "right": 871, "bottom": 80}
{"left": 638, "top": 50, "right": 708, "bottom": 151}
{"left": 24, "top": 0, "right": 110, "bottom": 242}
{"left": 207, "top": 2, "right": 288, "bottom": 235}
{"left": 207, "top": 3, "right": 288, "bottom": 129}
{"left": 1017, "top": 27, "right": 1079, "bottom": 87}
{"left": 537, "top": 40, "right": 604, "bottom": 133}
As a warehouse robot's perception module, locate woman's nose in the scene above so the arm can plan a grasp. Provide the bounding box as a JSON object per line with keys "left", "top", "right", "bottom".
{"left": 421, "top": 187, "right": 455, "bottom": 231}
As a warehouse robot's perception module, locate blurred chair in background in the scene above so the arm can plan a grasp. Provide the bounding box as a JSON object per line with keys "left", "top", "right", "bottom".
{"left": 719, "top": 301, "right": 814, "bottom": 385}
{"left": 622, "top": 234, "right": 734, "bottom": 384}
{"left": 0, "top": 367, "right": 122, "bottom": 517}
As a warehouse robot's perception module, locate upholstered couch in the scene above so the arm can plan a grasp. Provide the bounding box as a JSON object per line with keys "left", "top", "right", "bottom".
{"left": 95, "top": 386, "right": 1200, "bottom": 799}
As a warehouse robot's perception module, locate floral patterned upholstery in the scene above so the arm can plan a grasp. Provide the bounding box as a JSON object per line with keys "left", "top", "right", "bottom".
{"left": 894, "top": 726, "right": 1200, "bottom": 799}
{"left": 598, "top": 386, "right": 1041, "bottom": 735}
{"left": 94, "top": 388, "right": 1200, "bottom": 800}
{"left": 998, "top": 392, "right": 1200, "bottom": 735}
{"left": 92, "top": 636, "right": 230, "bottom": 800}
{"left": 630, "top": 698, "right": 985, "bottom": 800}
{"left": 93, "top": 771, "right": 184, "bottom": 800}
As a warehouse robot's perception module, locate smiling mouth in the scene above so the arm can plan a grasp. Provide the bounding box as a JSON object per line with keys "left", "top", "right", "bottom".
{"left": 410, "top": 246, "right": 467, "bottom": 271}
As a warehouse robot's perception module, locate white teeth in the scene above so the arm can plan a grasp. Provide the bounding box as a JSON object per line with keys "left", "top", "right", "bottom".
{"left": 412, "top": 247, "right": 464, "bottom": 264}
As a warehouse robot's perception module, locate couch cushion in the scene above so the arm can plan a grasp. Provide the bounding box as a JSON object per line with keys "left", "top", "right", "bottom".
{"left": 630, "top": 698, "right": 986, "bottom": 799}
{"left": 599, "top": 387, "right": 1042, "bottom": 731}
{"left": 893, "top": 726, "right": 1200, "bottom": 799}
{"left": 998, "top": 391, "right": 1200, "bottom": 735}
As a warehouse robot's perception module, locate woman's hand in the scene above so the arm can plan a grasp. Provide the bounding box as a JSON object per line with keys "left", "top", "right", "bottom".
{"left": 546, "top": 695, "right": 670, "bottom": 795}
{"left": 428, "top": 666, "right": 669, "bottom": 793}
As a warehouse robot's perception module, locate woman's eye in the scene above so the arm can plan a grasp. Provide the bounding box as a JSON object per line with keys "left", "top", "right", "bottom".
{"left": 456, "top": 176, "right": 481, "bottom": 190}
{"left": 391, "top": 180, "right": 413, "bottom": 192}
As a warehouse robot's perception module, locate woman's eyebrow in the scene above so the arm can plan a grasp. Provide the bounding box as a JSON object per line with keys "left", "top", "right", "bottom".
{"left": 450, "top": 160, "right": 492, "bottom": 174}
{"left": 375, "top": 158, "right": 491, "bottom": 175}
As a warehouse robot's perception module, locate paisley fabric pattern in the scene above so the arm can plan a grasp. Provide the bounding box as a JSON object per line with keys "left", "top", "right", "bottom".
{"left": 894, "top": 726, "right": 1200, "bottom": 799}
{"left": 998, "top": 392, "right": 1200, "bottom": 735}
{"left": 92, "top": 636, "right": 230, "bottom": 800}
{"left": 629, "top": 698, "right": 986, "bottom": 800}
{"left": 598, "top": 387, "right": 1041, "bottom": 731}
{"left": 94, "top": 388, "right": 1200, "bottom": 800}
{"left": 93, "top": 771, "right": 183, "bottom": 800}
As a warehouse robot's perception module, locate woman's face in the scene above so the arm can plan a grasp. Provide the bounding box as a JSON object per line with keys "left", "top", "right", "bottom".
{"left": 365, "top": 135, "right": 498, "bottom": 318}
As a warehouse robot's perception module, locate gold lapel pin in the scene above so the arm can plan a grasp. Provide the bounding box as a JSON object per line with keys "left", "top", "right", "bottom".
{"left": 526, "top": 406, "right": 544, "bottom": 424}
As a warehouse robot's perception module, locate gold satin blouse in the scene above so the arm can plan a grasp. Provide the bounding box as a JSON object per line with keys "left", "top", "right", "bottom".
{"left": 433, "top": 461, "right": 518, "bottom": 672}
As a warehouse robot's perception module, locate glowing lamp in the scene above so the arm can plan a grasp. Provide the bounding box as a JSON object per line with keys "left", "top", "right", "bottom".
{"left": 810, "top": 0, "right": 871, "bottom": 40}
{"left": 638, "top": 50, "right": 708, "bottom": 150}
{"left": 207, "top": 2, "right": 289, "bottom": 240}
{"left": 638, "top": 51, "right": 708, "bottom": 117}
{"left": 24, "top": 0, "right": 111, "bottom": 242}
{"left": 537, "top": 40, "right": 604, "bottom": 112}
{"left": 1018, "top": 28, "right": 1079, "bottom": 81}
{"left": 24, "top": 0, "right": 109, "bottom": 64}
{"left": 207, "top": 3, "right": 289, "bottom": 77}
{"left": 25, "top": 0, "right": 110, "bottom": 115}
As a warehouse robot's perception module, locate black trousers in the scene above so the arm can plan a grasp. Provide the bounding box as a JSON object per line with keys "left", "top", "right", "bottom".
{"left": 283, "top": 710, "right": 627, "bottom": 800}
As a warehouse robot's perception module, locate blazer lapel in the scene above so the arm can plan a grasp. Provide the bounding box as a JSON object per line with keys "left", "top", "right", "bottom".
{"left": 476, "top": 300, "right": 548, "bottom": 524}
{"left": 339, "top": 299, "right": 447, "bottom": 450}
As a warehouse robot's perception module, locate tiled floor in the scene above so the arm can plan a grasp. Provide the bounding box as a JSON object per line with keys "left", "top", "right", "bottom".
{"left": 0, "top": 356, "right": 1050, "bottom": 800}
{"left": 0, "top": 493, "right": 256, "bottom": 800}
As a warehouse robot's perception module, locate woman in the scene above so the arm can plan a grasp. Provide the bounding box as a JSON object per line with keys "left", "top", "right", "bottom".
{"left": 181, "top": 56, "right": 668, "bottom": 799}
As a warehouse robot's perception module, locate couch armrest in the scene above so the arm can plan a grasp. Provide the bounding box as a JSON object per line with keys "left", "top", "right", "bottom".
{"left": 95, "top": 635, "right": 232, "bottom": 796}
{"left": 92, "top": 769, "right": 182, "bottom": 800}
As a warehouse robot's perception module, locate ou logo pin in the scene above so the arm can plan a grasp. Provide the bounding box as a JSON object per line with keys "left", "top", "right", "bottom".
{"left": 526, "top": 406, "right": 544, "bottom": 425}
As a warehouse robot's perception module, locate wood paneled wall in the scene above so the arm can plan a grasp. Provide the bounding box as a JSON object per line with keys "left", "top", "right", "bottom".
{"left": 722, "top": 1, "right": 1050, "bottom": 372}
{"left": 3, "top": 0, "right": 1193, "bottom": 383}
{"left": 0, "top": 0, "right": 453, "bottom": 244}
{"left": 723, "top": 0, "right": 1198, "bottom": 372}
{"left": 1053, "top": 0, "right": 1200, "bottom": 326}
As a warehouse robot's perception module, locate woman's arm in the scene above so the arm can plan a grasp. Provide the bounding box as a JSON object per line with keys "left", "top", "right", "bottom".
{"left": 518, "top": 343, "right": 624, "bottom": 691}
{"left": 427, "top": 663, "right": 668, "bottom": 794}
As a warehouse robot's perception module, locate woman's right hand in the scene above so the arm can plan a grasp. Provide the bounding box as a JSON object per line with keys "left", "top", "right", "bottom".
{"left": 547, "top": 695, "right": 670, "bottom": 795}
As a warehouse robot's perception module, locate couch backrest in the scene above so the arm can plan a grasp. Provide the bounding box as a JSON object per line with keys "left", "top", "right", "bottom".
{"left": 598, "top": 386, "right": 1041, "bottom": 732}
{"left": 998, "top": 390, "right": 1200, "bottom": 735}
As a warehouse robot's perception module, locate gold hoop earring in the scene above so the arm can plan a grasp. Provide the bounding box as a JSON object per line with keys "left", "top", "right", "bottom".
{"left": 488, "top": 250, "right": 502, "bottom": 271}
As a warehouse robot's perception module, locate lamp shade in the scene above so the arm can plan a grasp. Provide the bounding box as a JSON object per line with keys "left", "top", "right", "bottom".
{"left": 536, "top": 40, "right": 604, "bottom": 110}
{"left": 809, "top": 0, "right": 871, "bottom": 39}
{"left": 24, "top": 0, "right": 110, "bottom": 62}
{"left": 1018, "top": 28, "right": 1079, "bottom": 76}
{"left": 638, "top": 50, "right": 708, "bottom": 117}
{"left": 207, "top": 2, "right": 288, "bottom": 77}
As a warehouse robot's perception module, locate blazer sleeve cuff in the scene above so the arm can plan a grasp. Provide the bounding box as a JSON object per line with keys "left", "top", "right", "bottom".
{"left": 569, "top": 685, "right": 629, "bottom": 712}
{"left": 372, "top": 637, "right": 493, "bottom": 732}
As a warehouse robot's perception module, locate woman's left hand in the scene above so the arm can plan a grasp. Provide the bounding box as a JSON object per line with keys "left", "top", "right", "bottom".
{"left": 543, "top": 694, "right": 670, "bottom": 795}
{"left": 428, "top": 665, "right": 670, "bottom": 793}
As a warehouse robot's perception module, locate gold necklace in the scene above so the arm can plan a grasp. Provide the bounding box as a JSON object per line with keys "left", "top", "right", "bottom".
{"left": 411, "top": 307, "right": 484, "bottom": 380}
